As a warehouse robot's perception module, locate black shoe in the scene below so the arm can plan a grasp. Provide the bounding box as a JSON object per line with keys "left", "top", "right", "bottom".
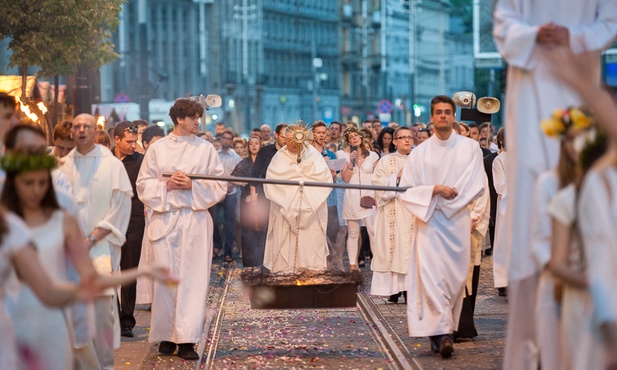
{"left": 484, "top": 247, "right": 493, "bottom": 256}
{"left": 121, "top": 326, "right": 134, "bottom": 338}
{"left": 158, "top": 341, "right": 176, "bottom": 355}
{"left": 498, "top": 287, "right": 507, "bottom": 297}
{"left": 358, "top": 260, "right": 365, "bottom": 268}
{"left": 224, "top": 255, "right": 233, "bottom": 263}
{"left": 177, "top": 343, "right": 199, "bottom": 360}
{"left": 387, "top": 293, "right": 401, "bottom": 304}
{"left": 439, "top": 335, "right": 454, "bottom": 358}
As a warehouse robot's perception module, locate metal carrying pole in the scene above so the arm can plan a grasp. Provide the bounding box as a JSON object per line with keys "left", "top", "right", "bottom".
{"left": 162, "top": 173, "right": 409, "bottom": 192}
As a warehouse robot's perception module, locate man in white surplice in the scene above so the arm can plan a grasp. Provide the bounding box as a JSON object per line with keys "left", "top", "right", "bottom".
{"left": 398, "top": 96, "right": 485, "bottom": 358}
{"left": 60, "top": 113, "right": 133, "bottom": 369}
{"left": 493, "top": 2, "right": 617, "bottom": 368}
{"left": 370, "top": 126, "right": 415, "bottom": 303}
{"left": 137, "top": 98, "right": 226, "bottom": 360}
{"left": 263, "top": 125, "right": 332, "bottom": 273}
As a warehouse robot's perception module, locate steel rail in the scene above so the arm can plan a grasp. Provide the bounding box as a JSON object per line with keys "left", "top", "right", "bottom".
{"left": 162, "top": 173, "right": 409, "bottom": 192}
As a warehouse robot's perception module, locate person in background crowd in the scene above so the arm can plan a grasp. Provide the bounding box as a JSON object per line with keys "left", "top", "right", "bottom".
{"left": 311, "top": 121, "right": 341, "bottom": 271}
{"left": 260, "top": 124, "right": 274, "bottom": 145}
{"left": 95, "top": 129, "right": 112, "bottom": 150}
{"left": 492, "top": 128, "right": 509, "bottom": 297}
{"left": 51, "top": 120, "right": 75, "bottom": 160}
{"left": 231, "top": 135, "right": 262, "bottom": 267}
{"left": 372, "top": 119, "right": 383, "bottom": 141}
{"left": 134, "top": 119, "right": 149, "bottom": 154}
{"left": 460, "top": 122, "right": 470, "bottom": 137}
{"left": 233, "top": 137, "right": 248, "bottom": 158}
{"left": 214, "top": 122, "right": 226, "bottom": 136}
{"left": 375, "top": 127, "right": 396, "bottom": 157}
{"left": 141, "top": 125, "right": 165, "bottom": 152}
{"left": 0, "top": 93, "right": 19, "bottom": 151}
{"left": 417, "top": 128, "right": 431, "bottom": 145}
{"left": 112, "top": 121, "right": 146, "bottom": 338}
{"left": 329, "top": 121, "right": 343, "bottom": 150}
{"left": 339, "top": 127, "right": 379, "bottom": 271}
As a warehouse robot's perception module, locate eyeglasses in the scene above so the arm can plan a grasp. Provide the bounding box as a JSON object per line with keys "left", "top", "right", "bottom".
{"left": 123, "top": 125, "right": 138, "bottom": 133}
{"left": 395, "top": 136, "right": 413, "bottom": 141}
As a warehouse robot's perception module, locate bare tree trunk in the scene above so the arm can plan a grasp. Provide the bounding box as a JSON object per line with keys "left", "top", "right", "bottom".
{"left": 53, "top": 75, "right": 60, "bottom": 127}
{"left": 20, "top": 66, "right": 27, "bottom": 99}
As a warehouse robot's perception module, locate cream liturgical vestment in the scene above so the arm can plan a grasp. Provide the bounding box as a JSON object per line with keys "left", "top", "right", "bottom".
{"left": 263, "top": 145, "right": 332, "bottom": 273}
{"left": 398, "top": 132, "right": 485, "bottom": 337}
{"left": 370, "top": 152, "right": 414, "bottom": 296}
{"left": 137, "top": 134, "right": 226, "bottom": 344}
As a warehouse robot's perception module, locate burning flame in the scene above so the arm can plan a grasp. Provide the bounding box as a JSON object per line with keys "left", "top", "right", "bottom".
{"left": 295, "top": 280, "right": 303, "bottom": 286}
{"left": 96, "top": 116, "right": 106, "bottom": 130}
{"left": 36, "top": 102, "right": 47, "bottom": 115}
{"left": 19, "top": 100, "right": 39, "bottom": 123}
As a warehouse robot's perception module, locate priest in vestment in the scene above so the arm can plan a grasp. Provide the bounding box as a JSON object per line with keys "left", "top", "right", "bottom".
{"left": 263, "top": 124, "right": 332, "bottom": 273}
{"left": 60, "top": 114, "right": 133, "bottom": 368}
{"left": 493, "top": 2, "right": 617, "bottom": 367}
{"left": 137, "top": 98, "right": 226, "bottom": 360}
{"left": 370, "top": 127, "right": 415, "bottom": 302}
{"left": 399, "top": 96, "right": 485, "bottom": 358}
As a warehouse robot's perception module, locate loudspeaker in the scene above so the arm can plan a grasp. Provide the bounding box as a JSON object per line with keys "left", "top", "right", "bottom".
{"left": 453, "top": 91, "right": 476, "bottom": 108}
{"left": 477, "top": 97, "right": 500, "bottom": 114}
{"left": 205, "top": 94, "right": 222, "bottom": 108}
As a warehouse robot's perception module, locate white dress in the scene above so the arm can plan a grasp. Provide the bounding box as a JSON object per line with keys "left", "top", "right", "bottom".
{"left": 6, "top": 211, "right": 72, "bottom": 370}
{"left": 549, "top": 184, "right": 605, "bottom": 370}
{"left": 339, "top": 150, "right": 379, "bottom": 220}
{"left": 0, "top": 213, "right": 32, "bottom": 370}
{"left": 578, "top": 166, "right": 617, "bottom": 369}
{"left": 492, "top": 152, "right": 508, "bottom": 288}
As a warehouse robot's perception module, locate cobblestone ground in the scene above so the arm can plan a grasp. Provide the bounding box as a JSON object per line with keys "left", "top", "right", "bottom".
{"left": 115, "top": 255, "right": 508, "bottom": 369}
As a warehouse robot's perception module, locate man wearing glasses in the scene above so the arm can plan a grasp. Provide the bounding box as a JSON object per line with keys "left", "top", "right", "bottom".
{"left": 60, "top": 114, "right": 133, "bottom": 369}
{"left": 370, "top": 127, "right": 415, "bottom": 304}
{"left": 112, "top": 121, "right": 145, "bottom": 338}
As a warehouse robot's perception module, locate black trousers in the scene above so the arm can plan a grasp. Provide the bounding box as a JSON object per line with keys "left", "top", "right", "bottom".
{"left": 119, "top": 220, "right": 145, "bottom": 328}
{"left": 455, "top": 265, "right": 480, "bottom": 339}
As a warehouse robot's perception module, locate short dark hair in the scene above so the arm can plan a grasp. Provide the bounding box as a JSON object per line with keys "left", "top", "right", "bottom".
{"left": 53, "top": 121, "right": 72, "bottom": 141}
{"left": 221, "top": 128, "right": 234, "bottom": 139}
{"left": 0, "top": 92, "right": 16, "bottom": 109}
{"left": 274, "top": 123, "right": 287, "bottom": 135}
{"left": 113, "top": 120, "right": 138, "bottom": 140}
{"left": 312, "top": 120, "right": 327, "bottom": 131}
{"left": 169, "top": 98, "right": 204, "bottom": 126}
{"left": 133, "top": 119, "right": 149, "bottom": 128}
{"left": 329, "top": 121, "right": 342, "bottom": 130}
{"left": 419, "top": 128, "right": 431, "bottom": 137}
{"left": 430, "top": 95, "right": 456, "bottom": 115}
{"left": 142, "top": 125, "right": 165, "bottom": 145}
{"left": 496, "top": 127, "right": 505, "bottom": 150}
{"left": 5, "top": 124, "right": 45, "bottom": 151}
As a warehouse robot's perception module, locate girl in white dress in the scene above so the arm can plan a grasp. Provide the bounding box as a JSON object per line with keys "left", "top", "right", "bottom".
{"left": 339, "top": 128, "right": 379, "bottom": 270}
{"left": 0, "top": 145, "right": 177, "bottom": 370}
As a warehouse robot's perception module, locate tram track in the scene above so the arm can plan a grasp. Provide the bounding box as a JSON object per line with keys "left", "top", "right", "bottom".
{"left": 198, "top": 264, "right": 423, "bottom": 369}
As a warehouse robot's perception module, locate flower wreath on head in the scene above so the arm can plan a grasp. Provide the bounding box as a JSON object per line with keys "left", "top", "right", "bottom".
{"left": 541, "top": 106, "right": 594, "bottom": 139}
{"left": 0, "top": 152, "right": 57, "bottom": 174}
{"left": 343, "top": 127, "right": 361, "bottom": 144}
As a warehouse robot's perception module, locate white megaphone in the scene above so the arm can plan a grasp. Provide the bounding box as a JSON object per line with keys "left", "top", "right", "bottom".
{"left": 205, "top": 94, "right": 222, "bottom": 108}
{"left": 477, "top": 97, "right": 500, "bottom": 114}
{"left": 453, "top": 91, "right": 476, "bottom": 108}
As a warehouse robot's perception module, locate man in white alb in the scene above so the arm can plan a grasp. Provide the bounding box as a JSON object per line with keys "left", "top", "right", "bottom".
{"left": 137, "top": 98, "right": 226, "bottom": 360}
{"left": 399, "top": 96, "right": 486, "bottom": 358}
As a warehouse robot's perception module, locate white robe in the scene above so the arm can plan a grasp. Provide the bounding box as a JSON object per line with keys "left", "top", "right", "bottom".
{"left": 493, "top": 3, "right": 617, "bottom": 367}
{"left": 370, "top": 152, "right": 415, "bottom": 296}
{"left": 493, "top": 0, "right": 617, "bottom": 297}
{"left": 467, "top": 178, "right": 491, "bottom": 293}
{"left": 579, "top": 166, "right": 617, "bottom": 368}
{"left": 263, "top": 145, "right": 332, "bottom": 273}
{"left": 399, "top": 132, "right": 485, "bottom": 337}
{"left": 137, "top": 134, "right": 226, "bottom": 344}
{"left": 492, "top": 152, "right": 508, "bottom": 288}
{"left": 61, "top": 144, "right": 132, "bottom": 348}
{"left": 530, "top": 170, "right": 564, "bottom": 370}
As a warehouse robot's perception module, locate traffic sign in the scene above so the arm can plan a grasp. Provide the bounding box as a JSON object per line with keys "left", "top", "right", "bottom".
{"left": 377, "top": 99, "right": 393, "bottom": 114}
{"left": 114, "top": 93, "right": 130, "bottom": 103}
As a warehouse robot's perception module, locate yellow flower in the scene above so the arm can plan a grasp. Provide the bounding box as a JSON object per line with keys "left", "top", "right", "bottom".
{"left": 541, "top": 117, "right": 565, "bottom": 137}
{"left": 552, "top": 109, "right": 564, "bottom": 120}
{"left": 569, "top": 108, "right": 592, "bottom": 130}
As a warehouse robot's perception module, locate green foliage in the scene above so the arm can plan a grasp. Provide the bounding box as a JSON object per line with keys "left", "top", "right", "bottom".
{"left": 449, "top": 0, "right": 473, "bottom": 35}
{"left": 0, "top": 0, "right": 123, "bottom": 77}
